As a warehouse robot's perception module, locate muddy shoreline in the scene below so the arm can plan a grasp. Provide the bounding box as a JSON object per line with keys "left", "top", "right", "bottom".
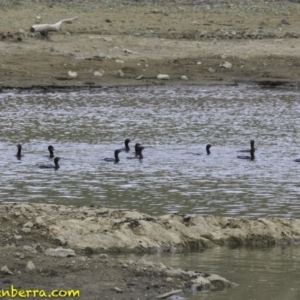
{"left": 1, "top": 202, "right": 300, "bottom": 298}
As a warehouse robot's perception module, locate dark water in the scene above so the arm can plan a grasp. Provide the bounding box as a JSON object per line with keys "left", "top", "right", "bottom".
{"left": 1, "top": 85, "right": 300, "bottom": 299}
{"left": 1, "top": 86, "right": 300, "bottom": 218}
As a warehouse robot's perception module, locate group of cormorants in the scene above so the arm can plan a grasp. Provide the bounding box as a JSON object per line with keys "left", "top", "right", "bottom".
{"left": 17, "top": 138, "right": 300, "bottom": 169}
{"left": 13, "top": 138, "right": 300, "bottom": 171}
{"left": 15, "top": 144, "right": 61, "bottom": 169}
{"left": 14, "top": 139, "right": 146, "bottom": 169}
{"left": 103, "top": 139, "right": 145, "bottom": 163}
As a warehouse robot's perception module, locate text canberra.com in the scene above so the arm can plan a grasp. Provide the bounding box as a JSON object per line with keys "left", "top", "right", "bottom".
{"left": 0, "top": 285, "right": 80, "bottom": 298}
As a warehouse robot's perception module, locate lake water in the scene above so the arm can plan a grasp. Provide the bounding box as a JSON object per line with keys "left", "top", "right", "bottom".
{"left": 117, "top": 245, "right": 300, "bottom": 300}
{"left": 1, "top": 85, "right": 300, "bottom": 218}
{"left": 1, "top": 85, "right": 300, "bottom": 299}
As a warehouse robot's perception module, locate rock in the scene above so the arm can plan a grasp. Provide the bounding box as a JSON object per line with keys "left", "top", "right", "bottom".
{"left": 116, "top": 69, "right": 124, "bottom": 78}
{"left": 103, "top": 37, "right": 113, "bottom": 42}
{"left": 68, "top": 71, "right": 78, "bottom": 78}
{"left": 54, "top": 235, "right": 67, "bottom": 246}
{"left": 123, "top": 49, "right": 133, "bottom": 54}
{"left": 35, "top": 16, "right": 41, "bottom": 24}
{"left": 136, "top": 75, "right": 144, "bottom": 80}
{"left": 1, "top": 266, "right": 13, "bottom": 275}
{"left": 281, "top": 19, "right": 290, "bottom": 25}
{"left": 19, "top": 29, "right": 26, "bottom": 36}
{"left": 93, "top": 71, "right": 104, "bottom": 77}
{"left": 23, "top": 245, "right": 37, "bottom": 253}
{"left": 207, "top": 68, "right": 215, "bottom": 73}
{"left": 45, "top": 247, "right": 76, "bottom": 257}
{"left": 197, "top": 62, "right": 202, "bottom": 65}
{"left": 98, "top": 53, "right": 106, "bottom": 59}
{"left": 220, "top": 61, "right": 233, "bottom": 69}
{"left": 112, "top": 287, "right": 122, "bottom": 293}
{"left": 180, "top": 75, "right": 188, "bottom": 80}
{"left": 35, "top": 216, "right": 44, "bottom": 225}
{"left": 156, "top": 289, "right": 182, "bottom": 299}
{"left": 22, "top": 228, "right": 31, "bottom": 233}
{"left": 24, "top": 221, "right": 33, "bottom": 228}
{"left": 157, "top": 74, "right": 170, "bottom": 80}
{"left": 25, "top": 261, "right": 36, "bottom": 272}
{"left": 115, "top": 59, "right": 124, "bottom": 64}
{"left": 192, "top": 273, "right": 233, "bottom": 291}
{"left": 15, "top": 252, "right": 25, "bottom": 259}
{"left": 85, "top": 247, "right": 94, "bottom": 256}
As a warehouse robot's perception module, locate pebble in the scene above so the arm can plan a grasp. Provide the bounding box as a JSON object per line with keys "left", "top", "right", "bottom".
{"left": 180, "top": 75, "right": 188, "bottom": 80}
{"left": 116, "top": 69, "right": 124, "bottom": 78}
{"left": 112, "top": 287, "right": 122, "bottom": 293}
{"left": 35, "top": 216, "right": 44, "bottom": 225}
{"left": 220, "top": 61, "right": 232, "bottom": 69}
{"left": 68, "top": 71, "right": 78, "bottom": 78}
{"left": 24, "top": 221, "right": 33, "bottom": 228}
{"left": 25, "top": 261, "right": 36, "bottom": 272}
{"left": 93, "top": 71, "right": 104, "bottom": 77}
{"left": 98, "top": 53, "right": 106, "bottom": 59}
{"left": 157, "top": 74, "right": 170, "bottom": 80}
{"left": 123, "top": 49, "right": 133, "bottom": 54}
{"left": 45, "top": 247, "right": 76, "bottom": 257}
{"left": 1, "top": 266, "right": 13, "bottom": 275}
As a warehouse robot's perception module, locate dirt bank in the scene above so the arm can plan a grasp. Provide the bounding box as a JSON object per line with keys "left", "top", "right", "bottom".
{"left": 0, "top": 203, "right": 239, "bottom": 299}
{"left": 0, "top": 1, "right": 300, "bottom": 89}
{"left": 1, "top": 202, "right": 299, "bottom": 298}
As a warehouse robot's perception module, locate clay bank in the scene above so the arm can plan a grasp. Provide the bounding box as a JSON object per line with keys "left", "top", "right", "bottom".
{"left": 1, "top": 203, "right": 300, "bottom": 298}
{"left": 5, "top": 203, "right": 299, "bottom": 252}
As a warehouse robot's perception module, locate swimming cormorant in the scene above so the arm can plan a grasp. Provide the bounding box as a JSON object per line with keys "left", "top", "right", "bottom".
{"left": 16, "top": 144, "right": 24, "bottom": 159}
{"left": 127, "top": 143, "right": 142, "bottom": 159}
{"left": 237, "top": 140, "right": 255, "bottom": 152}
{"left": 137, "top": 146, "right": 145, "bottom": 159}
{"left": 237, "top": 147, "right": 255, "bottom": 160}
{"left": 123, "top": 139, "right": 131, "bottom": 153}
{"left": 39, "top": 157, "right": 61, "bottom": 169}
{"left": 186, "top": 144, "right": 212, "bottom": 155}
{"left": 104, "top": 149, "right": 122, "bottom": 163}
{"left": 47, "top": 145, "right": 55, "bottom": 158}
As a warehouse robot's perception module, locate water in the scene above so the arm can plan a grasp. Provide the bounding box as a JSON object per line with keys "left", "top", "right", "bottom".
{"left": 117, "top": 245, "right": 300, "bottom": 300}
{"left": 1, "top": 86, "right": 300, "bottom": 218}
{"left": 1, "top": 85, "right": 300, "bottom": 299}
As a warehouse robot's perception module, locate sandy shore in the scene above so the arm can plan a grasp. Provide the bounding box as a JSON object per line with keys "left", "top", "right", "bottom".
{"left": 0, "top": 1, "right": 300, "bottom": 89}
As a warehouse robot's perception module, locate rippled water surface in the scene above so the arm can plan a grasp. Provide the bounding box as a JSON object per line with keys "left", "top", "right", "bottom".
{"left": 1, "top": 86, "right": 300, "bottom": 218}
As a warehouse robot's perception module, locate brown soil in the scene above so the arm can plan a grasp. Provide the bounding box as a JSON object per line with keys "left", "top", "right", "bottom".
{"left": 0, "top": 0, "right": 300, "bottom": 90}
{"left": 0, "top": 245, "right": 187, "bottom": 299}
